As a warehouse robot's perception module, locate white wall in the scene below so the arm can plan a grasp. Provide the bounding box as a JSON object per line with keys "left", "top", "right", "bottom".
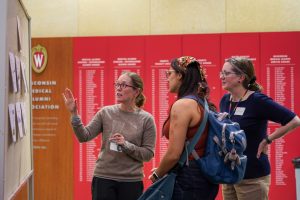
{"left": 22, "top": 0, "right": 300, "bottom": 37}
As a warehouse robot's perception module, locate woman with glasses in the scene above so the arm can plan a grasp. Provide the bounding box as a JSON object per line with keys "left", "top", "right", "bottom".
{"left": 219, "top": 57, "right": 300, "bottom": 200}
{"left": 63, "top": 72, "right": 156, "bottom": 200}
{"left": 148, "top": 56, "right": 219, "bottom": 200}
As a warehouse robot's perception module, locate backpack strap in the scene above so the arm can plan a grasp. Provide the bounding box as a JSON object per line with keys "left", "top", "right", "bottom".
{"left": 178, "top": 95, "right": 209, "bottom": 166}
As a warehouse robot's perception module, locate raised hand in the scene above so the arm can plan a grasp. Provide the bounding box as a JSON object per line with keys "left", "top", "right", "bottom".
{"left": 62, "top": 88, "right": 78, "bottom": 115}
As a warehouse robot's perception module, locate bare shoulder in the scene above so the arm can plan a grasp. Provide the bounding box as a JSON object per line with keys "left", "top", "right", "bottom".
{"left": 172, "top": 98, "right": 198, "bottom": 114}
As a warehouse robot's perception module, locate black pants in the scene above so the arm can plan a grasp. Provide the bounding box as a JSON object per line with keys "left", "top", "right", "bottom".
{"left": 172, "top": 161, "right": 219, "bottom": 200}
{"left": 92, "top": 177, "right": 143, "bottom": 200}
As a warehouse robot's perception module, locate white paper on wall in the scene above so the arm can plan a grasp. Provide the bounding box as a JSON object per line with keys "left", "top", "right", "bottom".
{"left": 20, "top": 102, "right": 27, "bottom": 135}
{"left": 20, "top": 60, "right": 28, "bottom": 93}
{"left": 8, "top": 104, "right": 17, "bottom": 142}
{"left": 9, "top": 52, "right": 18, "bottom": 93}
{"left": 15, "top": 55, "right": 21, "bottom": 92}
{"left": 15, "top": 102, "right": 24, "bottom": 138}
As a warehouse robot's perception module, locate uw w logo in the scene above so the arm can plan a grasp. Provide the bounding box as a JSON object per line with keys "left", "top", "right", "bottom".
{"left": 32, "top": 44, "right": 48, "bottom": 73}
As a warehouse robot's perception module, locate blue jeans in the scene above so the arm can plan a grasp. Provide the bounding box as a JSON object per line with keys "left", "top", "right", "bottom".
{"left": 172, "top": 160, "right": 219, "bottom": 200}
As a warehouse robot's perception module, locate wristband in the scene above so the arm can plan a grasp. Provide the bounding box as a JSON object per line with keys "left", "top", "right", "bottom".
{"left": 265, "top": 135, "right": 272, "bottom": 144}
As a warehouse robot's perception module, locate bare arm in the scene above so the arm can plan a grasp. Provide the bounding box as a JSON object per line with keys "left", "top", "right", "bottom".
{"left": 149, "top": 99, "right": 199, "bottom": 181}
{"left": 257, "top": 116, "right": 300, "bottom": 158}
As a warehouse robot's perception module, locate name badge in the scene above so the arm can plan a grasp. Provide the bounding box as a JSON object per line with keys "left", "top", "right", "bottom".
{"left": 110, "top": 142, "right": 122, "bottom": 152}
{"left": 234, "top": 107, "right": 245, "bottom": 116}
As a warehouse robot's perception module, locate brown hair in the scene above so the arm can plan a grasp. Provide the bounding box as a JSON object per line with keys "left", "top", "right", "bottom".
{"left": 123, "top": 72, "right": 146, "bottom": 107}
{"left": 226, "top": 57, "right": 263, "bottom": 92}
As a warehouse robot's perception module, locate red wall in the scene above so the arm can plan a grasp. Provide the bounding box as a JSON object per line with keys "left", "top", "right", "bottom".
{"left": 72, "top": 32, "right": 300, "bottom": 200}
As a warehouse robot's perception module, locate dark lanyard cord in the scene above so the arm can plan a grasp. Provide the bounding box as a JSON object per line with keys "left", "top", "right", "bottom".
{"left": 228, "top": 90, "right": 248, "bottom": 118}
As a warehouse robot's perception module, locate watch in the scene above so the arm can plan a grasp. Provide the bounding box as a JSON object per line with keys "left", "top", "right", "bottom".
{"left": 265, "top": 135, "right": 272, "bottom": 144}
{"left": 152, "top": 171, "right": 160, "bottom": 181}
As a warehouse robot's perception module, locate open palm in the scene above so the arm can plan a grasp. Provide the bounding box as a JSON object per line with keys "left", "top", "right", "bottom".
{"left": 62, "top": 88, "right": 77, "bottom": 115}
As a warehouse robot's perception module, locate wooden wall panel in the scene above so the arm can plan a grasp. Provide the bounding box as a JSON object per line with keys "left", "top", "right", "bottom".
{"left": 12, "top": 182, "right": 27, "bottom": 200}
{"left": 31, "top": 38, "right": 73, "bottom": 200}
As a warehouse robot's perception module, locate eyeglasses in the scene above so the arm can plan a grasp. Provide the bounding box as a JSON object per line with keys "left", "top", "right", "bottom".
{"left": 219, "top": 71, "right": 237, "bottom": 78}
{"left": 114, "top": 83, "right": 136, "bottom": 89}
{"left": 165, "top": 70, "right": 176, "bottom": 78}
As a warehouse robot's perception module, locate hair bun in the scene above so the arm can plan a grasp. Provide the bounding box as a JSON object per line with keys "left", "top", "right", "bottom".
{"left": 249, "top": 76, "right": 256, "bottom": 84}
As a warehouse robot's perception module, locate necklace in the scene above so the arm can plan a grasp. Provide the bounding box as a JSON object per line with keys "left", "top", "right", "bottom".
{"left": 228, "top": 90, "right": 248, "bottom": 118}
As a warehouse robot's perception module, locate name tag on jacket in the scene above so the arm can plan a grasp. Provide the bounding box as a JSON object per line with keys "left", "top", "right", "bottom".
{"left": 234, "top": 107, "right": 246, "bottom": 116}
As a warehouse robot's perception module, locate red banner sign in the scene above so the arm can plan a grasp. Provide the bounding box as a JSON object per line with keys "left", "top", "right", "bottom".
{"left": 73, "top": 32, "right": 300, "bottom": 200}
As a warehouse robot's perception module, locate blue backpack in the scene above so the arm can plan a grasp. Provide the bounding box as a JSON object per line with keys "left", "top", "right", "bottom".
{"left": 184, "top": 95, "right": 247, "bottom": 184}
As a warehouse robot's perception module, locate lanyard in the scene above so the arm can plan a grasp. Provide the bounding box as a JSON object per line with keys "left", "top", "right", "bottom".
{"left": 228, "top": 90, "right": 248, "bottom": 118}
